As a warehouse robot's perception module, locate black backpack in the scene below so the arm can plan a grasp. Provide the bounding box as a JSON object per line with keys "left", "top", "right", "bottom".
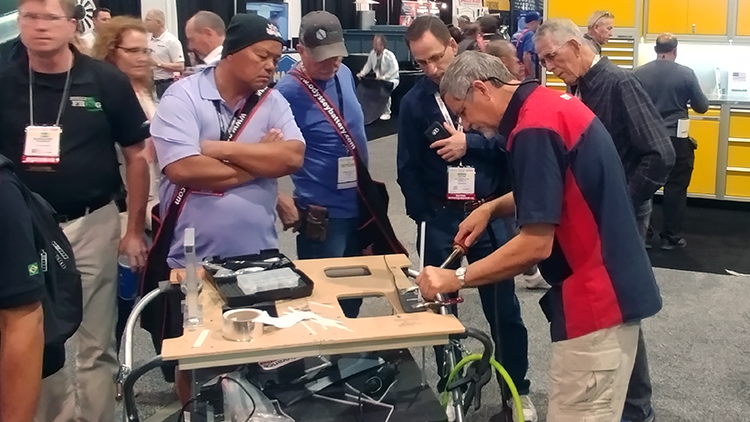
{"left": 0, "top": 156, "right": 82, "bottom": 377}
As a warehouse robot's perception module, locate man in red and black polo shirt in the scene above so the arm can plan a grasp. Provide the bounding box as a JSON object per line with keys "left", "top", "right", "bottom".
{"left": 415, "top": 51, "right": 662, "bottom": 422}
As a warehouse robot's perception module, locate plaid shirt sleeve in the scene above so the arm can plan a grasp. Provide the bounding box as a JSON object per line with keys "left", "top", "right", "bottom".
{"left": 618, "top": 75, "right": 676, "bottom": 204}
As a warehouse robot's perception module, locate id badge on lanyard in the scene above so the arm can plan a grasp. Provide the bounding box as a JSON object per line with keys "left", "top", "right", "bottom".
{"left": 434, "top": 92, "right": 475, "bottom": 201}
{"left": 22, "top": 61, "right": 72, "bottom": 167}
{"left": 337, "top": 156, "right": 357, "bottom": 190}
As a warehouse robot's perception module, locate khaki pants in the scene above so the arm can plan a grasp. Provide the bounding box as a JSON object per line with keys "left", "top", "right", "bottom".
{"left": 548, "top": 322, "right": 640, "bottom": 422}
{"left": 36, "top": 202, "right": 120, "bottom": 422}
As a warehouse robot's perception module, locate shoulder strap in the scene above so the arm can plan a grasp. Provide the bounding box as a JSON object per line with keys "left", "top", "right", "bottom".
{"left": 515, "top": 29, "right": 530, "bottom": 49}
{"left": 288, "top": 69, "right": 361, "bottom": 158}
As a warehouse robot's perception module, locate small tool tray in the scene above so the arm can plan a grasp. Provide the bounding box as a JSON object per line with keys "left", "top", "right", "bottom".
{"left": 204, "top": 249, "right": 314, "bottom": 308}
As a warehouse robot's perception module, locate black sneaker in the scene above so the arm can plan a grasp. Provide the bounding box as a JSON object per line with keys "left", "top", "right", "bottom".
{"left": 660, "top": 235, "right": 687, "bottom": 250}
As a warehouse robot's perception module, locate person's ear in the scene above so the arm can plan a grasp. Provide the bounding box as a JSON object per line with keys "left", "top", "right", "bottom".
{"left": 449, "top": 38, "right": 458, "bottom": 55}
{"left": 570, "top": 39, "right": 582, "bottom": 57}
{"left": 472, "top": 80, "right": 491, "bottom": 99}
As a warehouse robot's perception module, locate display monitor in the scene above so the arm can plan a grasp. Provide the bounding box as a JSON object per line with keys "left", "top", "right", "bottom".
{"left": 246, "top": 2, "right": 290, "bottom": 43}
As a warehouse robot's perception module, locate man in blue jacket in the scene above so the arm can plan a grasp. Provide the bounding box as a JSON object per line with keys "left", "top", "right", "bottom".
{"left": 398, "top": 15, "right": 536, "bottom": 422}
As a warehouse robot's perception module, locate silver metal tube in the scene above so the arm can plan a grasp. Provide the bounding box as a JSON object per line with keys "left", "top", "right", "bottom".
{"left": 124, "top": 287, "right": 165, "bottom": 371}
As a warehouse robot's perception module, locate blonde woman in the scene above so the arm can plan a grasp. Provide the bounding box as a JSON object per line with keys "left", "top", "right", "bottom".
{"left": 91, "top": 16, "right": 160, "bottom": 231}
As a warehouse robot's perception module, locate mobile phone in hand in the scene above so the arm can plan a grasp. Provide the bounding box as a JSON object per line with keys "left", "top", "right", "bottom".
{"left": 424, "top": 121, "right": 451, "bottom": 142}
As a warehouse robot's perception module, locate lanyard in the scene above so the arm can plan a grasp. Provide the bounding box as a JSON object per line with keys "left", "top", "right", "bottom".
{"left": 299, "top": 62, "right": 345, "bottom": 119}
{"left": 28, "top": 61, "right": 73, "bottom": 127}
{"left": 434, "top": 92, "right": 461, "bottom": 131}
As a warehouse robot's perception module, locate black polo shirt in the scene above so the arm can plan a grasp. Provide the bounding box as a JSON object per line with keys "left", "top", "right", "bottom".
{"left": 0, "top": 46, "right": 149, "bottom": 216}
{"left": 0, "top": 164, "right": 45, "bottom": 310}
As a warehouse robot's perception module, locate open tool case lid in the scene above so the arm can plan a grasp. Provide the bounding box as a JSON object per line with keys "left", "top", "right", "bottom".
{"left": 204, "top": 249, "right": 314, "bottom": 308}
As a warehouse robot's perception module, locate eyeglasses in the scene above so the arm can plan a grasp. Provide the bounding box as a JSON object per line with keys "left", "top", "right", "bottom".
{"left": 19, "top": 12, "right": 72, "bottom": 23}
{"left": 592, "top": 11, "right": 613, "bottom": 27}
{"left": 539, "top": 40, "right": 573, "bottom": 68}
{"left": 455, "top": 77, "right": 505, "bottom": 119}
{"left": 117, "top": 46, "right": 153, "bottom": 55}
{"left": 415, "top": 45, "right": 449, "bottom": 68}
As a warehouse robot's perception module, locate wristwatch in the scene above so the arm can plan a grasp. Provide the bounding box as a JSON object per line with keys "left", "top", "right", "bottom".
{"left": 455, "top": 267, "right": 467, "bottom": 288}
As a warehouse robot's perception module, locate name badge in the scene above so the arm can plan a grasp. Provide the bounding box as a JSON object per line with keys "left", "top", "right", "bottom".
{"left": 447, "top": 166, "right": 476, "bottom": 200}
{"left": 337, "top": 156, "right": 357, "bottom": 190}
{"left": 22, "top": 125, "right": 61, "bottom": 165}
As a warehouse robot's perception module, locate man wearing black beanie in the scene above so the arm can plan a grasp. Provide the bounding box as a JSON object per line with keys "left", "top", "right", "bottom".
{"left": 146, "top": 13, "right": 305, "bottom": 404}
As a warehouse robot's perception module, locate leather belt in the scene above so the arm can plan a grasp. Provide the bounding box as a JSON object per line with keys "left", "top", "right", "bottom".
{"left": 56, "top": 197, "right": 112, "bottom": 223}
{"left": 432, "top": 195, "right": 499, "bottom": 213}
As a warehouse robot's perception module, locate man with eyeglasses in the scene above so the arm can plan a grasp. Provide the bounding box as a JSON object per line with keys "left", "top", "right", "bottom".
{"left": 534, "top": 18, "right": 674, "bottom": 422}
{"left": 0, "top": 0, "right": 151, "bottom": 421}
{"left": 398, "top": 16, "right": 536, "bottom": 422}
{"left": 144, "top": 8, "right": 184, "bottom": 98}
{"left": 585, "top": 10, "right": 615, "bottom": 55}
{"left": 416, "top": 49, "right": 662, "bottom": 422}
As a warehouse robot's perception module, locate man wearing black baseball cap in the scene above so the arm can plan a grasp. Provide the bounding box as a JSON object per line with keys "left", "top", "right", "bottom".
{"left": 146, "top": 13, "right": 305, "bottom": 404}
{"left": 275, "top": 12, "right": 372, "bottom": 318}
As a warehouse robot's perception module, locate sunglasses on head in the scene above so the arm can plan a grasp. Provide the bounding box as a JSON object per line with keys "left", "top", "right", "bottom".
{"left": 593, "top": 11, "right": 613, "bottom": 26}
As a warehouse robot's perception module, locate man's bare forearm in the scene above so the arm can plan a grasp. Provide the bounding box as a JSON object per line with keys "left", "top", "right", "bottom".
{"left": 164, "top": 155, "right": 253, "bottom": 191}
{"left": 123, "top": 145, "right": 150, "bottom": 234}
{"left": 464, "top": 224, "right": 554, "bottom": 287}
{"left": 0, "top": 303, "right": 44, "bottom": 422}
{"left": 207, "top": 140, "right": 305, "bottom": 178}
{"left": 486, "top": 192, "right": 516, "bottom": 218}
{"left": 159, "top": 62, "right": 185, "bottom": 73}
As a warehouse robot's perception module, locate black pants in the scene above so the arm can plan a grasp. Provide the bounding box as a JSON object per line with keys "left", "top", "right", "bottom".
{"left": 416, "top": 204, "right": 531, "bottom": 397}
{"left": 660, "top": 136, "right": 696, "bottom": 237}
{"left": 155, "top": 79, "right": 175, "bottom": 99}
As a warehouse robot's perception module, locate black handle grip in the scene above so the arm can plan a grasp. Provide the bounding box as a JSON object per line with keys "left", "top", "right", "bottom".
{"left": 123, "top": 356, "right": 164, "bottom": 422}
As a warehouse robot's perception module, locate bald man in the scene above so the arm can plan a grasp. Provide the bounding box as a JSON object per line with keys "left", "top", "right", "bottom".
{"left": 634, "top": 33, "right": 709, "bottom": 251}
{"left": 185, "top": 11, "right": 226, "bottom": 64}
{"left": 484, "top": 39, "right": 524, "bottom": 80}
{"left": 144, "top": 8, "right": 185, "bottom": 98}
{"left": 585, "top": 10, "right": 614, "bottom": 55}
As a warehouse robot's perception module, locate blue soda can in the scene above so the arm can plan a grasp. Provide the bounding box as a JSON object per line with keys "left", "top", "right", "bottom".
{"left": 118, "top": 256, "right": 139, "bottom": 301}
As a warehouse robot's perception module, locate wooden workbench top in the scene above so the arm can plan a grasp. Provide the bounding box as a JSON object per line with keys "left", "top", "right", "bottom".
{"left": 161, "top": 254, "right": 465, "bottom": 370}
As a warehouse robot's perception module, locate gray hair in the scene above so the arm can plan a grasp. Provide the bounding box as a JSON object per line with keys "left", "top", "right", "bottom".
{"left": 192, "top": 11, "right": 226, "bottom": 36}
{"left": 533, "top": 18, "right": 586, "bottom": 48}
{"left": 439, "top": 51, "right": 514, "bottom": 101}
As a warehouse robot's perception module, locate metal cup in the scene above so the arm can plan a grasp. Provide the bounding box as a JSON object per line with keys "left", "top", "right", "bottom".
{"left": 222, "top": 309, "right": 264, "bottom": 342}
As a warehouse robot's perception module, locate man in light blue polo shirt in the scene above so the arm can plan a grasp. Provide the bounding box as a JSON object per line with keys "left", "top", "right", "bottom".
{"left": 152, "top": 14, "right": 304, "bottom": 267}
{"left": 149, "top": 13, "right": 304, "bottom": 402}
{"left": 275, "top": 11, "right": 368, "bottom": 318}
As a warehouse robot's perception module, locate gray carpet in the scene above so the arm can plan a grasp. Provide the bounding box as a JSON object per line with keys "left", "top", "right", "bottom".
{"left": 101, "top": 135, "right": 750, "bottom": 422}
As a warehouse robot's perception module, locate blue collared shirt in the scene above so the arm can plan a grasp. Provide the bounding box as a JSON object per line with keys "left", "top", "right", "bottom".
{"left": 151, "top": 65, "right": 304, "bottom": 268}
{"left": 275, "top": 64, "right": 368, "bottom": 219}
{"left": 397, "top": 76, "right": 511, "bottom": 222}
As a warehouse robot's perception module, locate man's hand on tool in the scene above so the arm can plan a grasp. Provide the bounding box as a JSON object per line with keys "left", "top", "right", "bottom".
{"left": 416, "top": 266, "right": 462, "bottom": 301}
{"left": 276, "top": 193, "right": 300, "bottom": 231}
{"left": 455, "top": 204, "right": 492, "bottom": 247}
{"left": 430, "top": 123, "right": 467, "bottom": 162}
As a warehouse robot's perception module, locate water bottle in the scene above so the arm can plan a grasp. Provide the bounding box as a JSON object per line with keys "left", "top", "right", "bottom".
{"left": 118, "top": 256, "right": 139, "bottom": 301}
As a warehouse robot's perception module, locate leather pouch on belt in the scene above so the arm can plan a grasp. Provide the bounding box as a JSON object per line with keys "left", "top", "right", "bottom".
{"left": 305, "top": 204, "right": 329, "bottom": 242}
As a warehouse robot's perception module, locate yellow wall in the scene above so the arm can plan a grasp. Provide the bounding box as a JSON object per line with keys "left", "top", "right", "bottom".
{"left": 547, "top": 0, "right": 635, "bottom": 27}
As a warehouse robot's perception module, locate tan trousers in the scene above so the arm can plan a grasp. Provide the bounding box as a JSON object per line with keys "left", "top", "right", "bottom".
{"left": 36, "top": 202, "right": 120, "bottom": 422}
{"left": 548, "top": 322, "right": 640, "bottom": 422}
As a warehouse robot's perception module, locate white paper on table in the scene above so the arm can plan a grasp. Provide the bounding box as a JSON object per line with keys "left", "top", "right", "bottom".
{"left": 254, "top": 310, "right": 352, "bottom": 331}
{"left": 725, "top": 269, "right": 750, "bottom": 277}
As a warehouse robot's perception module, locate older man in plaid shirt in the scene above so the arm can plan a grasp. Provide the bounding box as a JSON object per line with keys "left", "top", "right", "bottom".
{"left": 534, "top": 18, "right": 674, "bottom": 422}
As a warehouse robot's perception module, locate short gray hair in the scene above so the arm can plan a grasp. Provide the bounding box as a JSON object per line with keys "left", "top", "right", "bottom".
{"left": 439, "top": 51, "right": 514, "bottom": 101}
{"left": 146, "top": 9, "right": 166, "bottom": 24}
{"left": 533, "top": 18, "right": 585, "bottom": 48}
{"left": 192, "top": 11, "right": 226, "bottom": 36}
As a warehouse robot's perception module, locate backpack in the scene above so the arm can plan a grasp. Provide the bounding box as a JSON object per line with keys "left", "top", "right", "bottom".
{"left": 0, "top": 156, "right": 82, "bottom": 377}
